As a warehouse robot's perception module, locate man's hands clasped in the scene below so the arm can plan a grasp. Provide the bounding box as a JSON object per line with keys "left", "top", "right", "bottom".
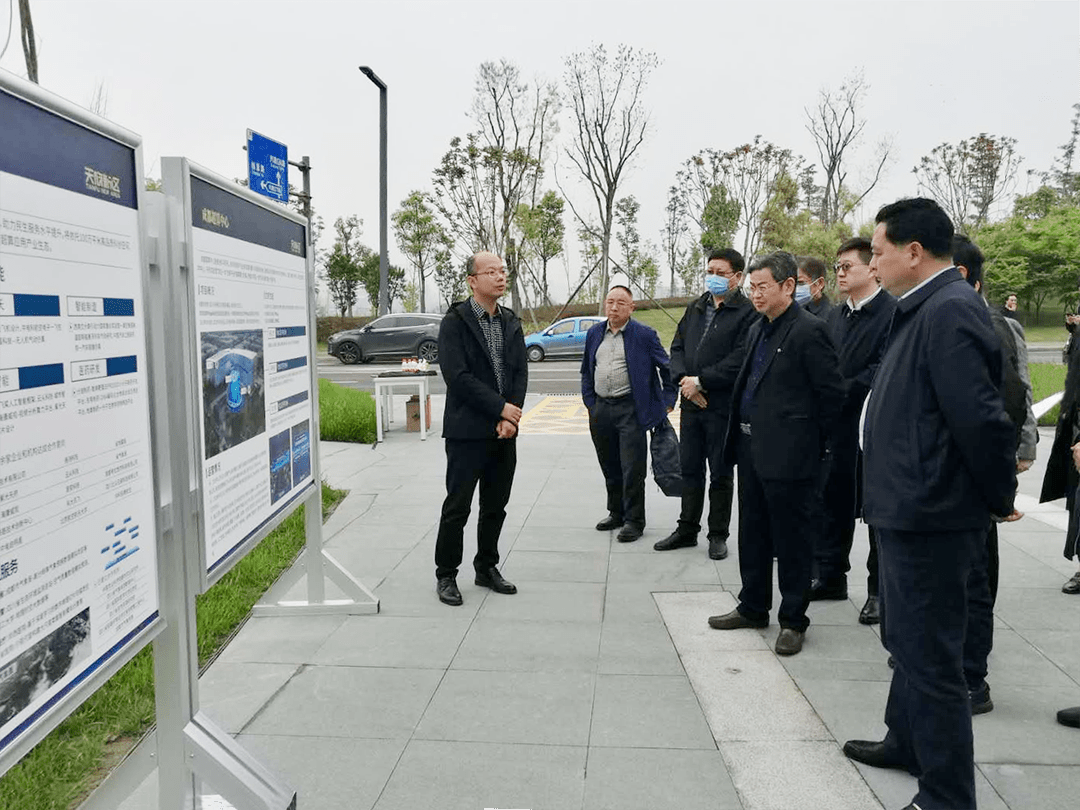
{"left": 498, "top": 402, "right": 522, "bottom": 439}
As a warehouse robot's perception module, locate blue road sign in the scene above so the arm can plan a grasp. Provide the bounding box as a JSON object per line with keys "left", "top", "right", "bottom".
{"left": 246, "top": 129, "right": 289, "bottom": 203}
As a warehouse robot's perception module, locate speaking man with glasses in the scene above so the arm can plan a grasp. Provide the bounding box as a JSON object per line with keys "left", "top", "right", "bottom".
{"left": 434, "top": 252, "right": 528, "bottom": 607}
{"left": 707, "top": 251, "right": 844, "bottom": 656}
{"left": 808, "top": 238, "right": 897, "bottom": 626}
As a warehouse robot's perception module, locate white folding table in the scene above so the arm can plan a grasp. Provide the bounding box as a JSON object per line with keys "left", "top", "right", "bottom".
{"left": 373, "top": 371, "right": 436, "bottom": 442}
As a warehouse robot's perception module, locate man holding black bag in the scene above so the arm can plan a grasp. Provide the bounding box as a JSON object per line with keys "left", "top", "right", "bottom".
{"left": 581, "top": 277, "right": 677, "bottom": 543}
{"left": 655, "top": 248, "right": 755, "bottom": 560}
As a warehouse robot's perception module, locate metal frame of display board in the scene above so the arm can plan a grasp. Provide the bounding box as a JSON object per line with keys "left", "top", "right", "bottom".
{"left": 160, "top": 157, "right": 377, "bottom": 615}
{"left": 0, "top": 70, "right": 164, "bottom": 778}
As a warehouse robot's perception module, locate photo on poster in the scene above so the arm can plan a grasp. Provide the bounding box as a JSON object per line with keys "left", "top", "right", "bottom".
{"left": 200, "top": 330, "right": 266, "bottom": 459}
{"left": 291, "top": 419, "right": 311, "bottom": 487}
{"left": 0, "top": 609, "right": 91, "bottom": 727}
{"left": 269, "top": 428, "right": 292, "bottom": 504}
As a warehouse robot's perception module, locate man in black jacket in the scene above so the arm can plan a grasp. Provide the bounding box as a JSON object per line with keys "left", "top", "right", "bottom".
{"left": 433, "top": 252, "right": 528, "bottom": 606}
{"left": 655, "top": 248, "right": 755, "bottom": 560}
{"left": 797, "top": 256, "right": 834, "bottom": 319}
{"left": 843, "top": 199, "right": 1016, "bottom": 810}
{"left": 811, "top": 238, "right": 896, "bottom": 624}
{"left": 707, "top": 251, "right": 845, "bottom": 656}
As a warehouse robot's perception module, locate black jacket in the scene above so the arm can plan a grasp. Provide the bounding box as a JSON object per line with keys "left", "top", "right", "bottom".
{"left": 825, "top": 288, "right": 897, "bottom": 418}
{"left": 439, "top": 300, "right": 527, "bottom": 440}
{"left": 1040, "top": 321, "right": 1080, "bottom": 503}
{"left": 806, "top": 295, "right": 834, "bottom": 320}
{"left": 723, "top": 302, "right": 845, "bottom": 481}
{"left": 863, "top": 269, "right": 1016, "bottom": 530}
{"left": 669, "top": 289, "right": 756, "bottom": 415}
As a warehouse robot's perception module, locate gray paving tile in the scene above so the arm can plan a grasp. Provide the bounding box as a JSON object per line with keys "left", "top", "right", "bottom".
{"left": 607, "top": 552, "right": 721, "bottom": 585}
{"left": 854, "top": 761, "right": 1008, "bottom": 810}
{"left": 324, "top": 519, "right": 428, "bottom": 550}
{"left": 795, "top": 677, "right": 890, "bottom": 745}
{"left": 371, "top": 579, "right": 487, "bottom": 618}
{"left": 780, "top": 657, "right": 894, "bottom": 683}
{"left": 198, "top": 662, "right": 299, "bottom": 733}
{"left": 582, "top": 746, "right": 741, "bottom": 810}
{"left": 723, "top": 741, "right": 883, "bottom": 810}
{"left": 1023, "top": 628, "right": 1080, "bottom": 682}
{"left": 603, "top": 584, "right": 666, "bottom": 624}
{"left": 993, "top": 587, "right": 1080, "bottom": 631}
{"left": 452, "top": 617, "right": 601, "bottom": 672}
{"left": 804, "top": 595, "right": 864, "bottom": 625}
{"left": 983, "top": 627, "right": 1078, "bottom": 687}
{"left": 476, "top": 580, "right": 605, "bottom": 623}
{"left": 244, "top": 665, "right": 442, "bottom": 738}
{"left": 513, "top": 525, "right": 612, "bottom": 552}
{"left": 415, "top": 669, "right": 595, "bottom": 745}
{"left": 312, "top": 615, "right": 473, "bottom": 669}
{"left": 236, "top": 734, "right": 406, "bottom": 810}
{"left": 653, "top": 590, "right": 771, "bottom": 654}
{"left": 981, "top": 763, "right": 1080, "bottom": 810}
{"left": 373, "top": 740, "right": 586, "bottom": 810}
{"left": 761, "top": 623, "right": 886, "bottom": 663}
{"left": 590, "top": 674, "right": 717, "bottom": 749}
{"left": 215, "top": 615, "right": 347, "bottom": 664}
{"left": 502, "top": 549, "right": 610, "bottom": 583}
{"left": 598, "top": 621, "right": 683, "bottom": 675}
{"left": 971, "top": 684, "right": 1080, "bottom": 765}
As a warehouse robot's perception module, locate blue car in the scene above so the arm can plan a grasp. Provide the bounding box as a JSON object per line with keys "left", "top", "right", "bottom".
{"left": 524, "top": 316, "right": 606, "bottom": 362}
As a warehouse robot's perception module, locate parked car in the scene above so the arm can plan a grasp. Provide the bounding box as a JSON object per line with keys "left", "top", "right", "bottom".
{"left": 327, "top": 313, "right": 443, "bottom": 364}
{"left": 524, "top": 316, "right": 606, "bottom": 362}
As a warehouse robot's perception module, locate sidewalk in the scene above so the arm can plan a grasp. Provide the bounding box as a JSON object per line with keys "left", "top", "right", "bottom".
{"left": 119, "top": 394, "right": 1080, "bottom": 810}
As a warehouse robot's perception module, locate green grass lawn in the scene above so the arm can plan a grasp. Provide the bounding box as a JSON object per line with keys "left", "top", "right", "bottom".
{"left": 633, "top": 306, "right": 684, "bottom": 350}
{"left": 319, "top": 378, "right": 377, "bottom": 443}
{"left": 1031, "top": 362, "right": 1068, "bottom": 426}
{"left": 1023, "top": 324, "right": 1070, "bottom": 344}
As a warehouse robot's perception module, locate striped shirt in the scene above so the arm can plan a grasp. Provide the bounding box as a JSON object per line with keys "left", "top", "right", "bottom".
{"left": 594, "top": 325, "right": 632, "bottom": 398}
{"left": 470, "top": 297, "right": 505, "bottom": 395}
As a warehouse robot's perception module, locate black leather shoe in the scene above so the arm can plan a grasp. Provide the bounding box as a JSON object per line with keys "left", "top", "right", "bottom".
{"left": 596, "top": 514, "right": 623, "bottom": 531}
{"left": 617, "top": 524, "right": 643, "bottom": 543}
{"left": 475, "top": 567, "right": 517, "bottom": 594}
{"left": 436, "top": 576, "right": 462, "bottom": 606}
{"left": 969, "top": 681, "right": 994, "bottom": 715}
{"left": 808, "top": 577, "right": 848, "bottom": 601}
{"left": 708, "top": 537, "right": 729, "bottom": 560}
{"left": 842, "top": 739, "right": 908, "bottom": 771}
{"left": 1063, "top": 571, "right": 1080, "bottom": 594}
{"left": 1057, "top": 706, "right": 1080, "bottom": 727}
{"left": 653, "top": 530, "right": 697, "bottom": 551}
{"left": 858, "top": 595, "right": 881, "bottom": 625}
{"left": 775, "top": 628, "right": 805, "bottom": 656}
{"left": 708, "top": 607, "right": 769, "bottom": 630}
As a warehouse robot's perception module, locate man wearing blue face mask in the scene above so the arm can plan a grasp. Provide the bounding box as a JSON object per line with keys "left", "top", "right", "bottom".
{"left": 797, "top": 256, "right": 834, "bottom": 319}
{"left": 656, "top": 249, "right": 756, "bottom": 559}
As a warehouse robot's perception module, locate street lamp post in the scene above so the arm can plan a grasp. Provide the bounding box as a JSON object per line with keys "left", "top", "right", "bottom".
{"left": 359, "top": 66, "right": 389, "bottom": 316}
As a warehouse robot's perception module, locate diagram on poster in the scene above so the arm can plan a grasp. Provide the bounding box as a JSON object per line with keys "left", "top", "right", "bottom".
{"left": 0, "top": 88, "right": 159, "bottom": 756}
{"left": 186, "top": 174, "right": 313, "bottom": 575}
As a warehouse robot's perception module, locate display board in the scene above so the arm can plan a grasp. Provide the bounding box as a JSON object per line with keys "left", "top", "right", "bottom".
{"left": 168, "top": 162, "right": 314, "bottom": 579}
{"left": 0, "top": 80, "right": 161, "bottom": 764}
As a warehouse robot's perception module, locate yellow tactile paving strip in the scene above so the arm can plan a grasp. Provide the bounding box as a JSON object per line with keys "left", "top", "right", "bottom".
{"left": 519, "top": 395, "right": 682, "bottom": 435}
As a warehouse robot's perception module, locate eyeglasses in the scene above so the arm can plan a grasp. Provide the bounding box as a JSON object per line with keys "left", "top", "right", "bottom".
{"left": 471, "top": 268, "right": 507, "bottom": 278}
{"left": 747, "top": 281, "right": 777, "bottom": 295}
{"left": 834, "top": 261, "right": 866, "bottom": 273}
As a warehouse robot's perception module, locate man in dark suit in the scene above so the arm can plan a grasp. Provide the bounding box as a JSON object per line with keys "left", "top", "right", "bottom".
{"left": 433, "top": 251, "right": 528, "bottom": 606}
{"left": 810, "top": 237, "right": 896, "bottom": 625}
{"left": 581, "top": 279, "right": 677, "bottom": 543}
{"left": 707, "top": 251, "right": 845, "bottom": 656}
{"left": 655, "top": 248, "right": 755, "bottom": 560}
{"left": 843, "top": 199, "right": 1016, "bottom": 810}
{"left": 797, "top": 256, "right": 834, "bottom": 319}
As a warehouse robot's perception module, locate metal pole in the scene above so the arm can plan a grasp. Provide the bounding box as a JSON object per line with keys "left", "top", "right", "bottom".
{"left": 360, "top": 66, "right": 389, "bottom": 315}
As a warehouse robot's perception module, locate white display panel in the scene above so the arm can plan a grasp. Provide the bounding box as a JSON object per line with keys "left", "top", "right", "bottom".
{"left": 0, "top": 86, "right": 159, "bottom": 758}
{"left": 185, "top": 173, "right": 313, "bottom": 576}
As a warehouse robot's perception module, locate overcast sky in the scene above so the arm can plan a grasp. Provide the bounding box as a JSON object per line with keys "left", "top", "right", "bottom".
{"left": 3, "top": 0, "right": 1078, "bottom": 308}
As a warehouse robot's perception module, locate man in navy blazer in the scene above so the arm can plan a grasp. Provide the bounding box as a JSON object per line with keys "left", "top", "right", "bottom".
{"left": 581, "top": 281, "right": 676, "bottom": 542}
{"left": 843, "top": 199, "right": 1016, "bottom": 810}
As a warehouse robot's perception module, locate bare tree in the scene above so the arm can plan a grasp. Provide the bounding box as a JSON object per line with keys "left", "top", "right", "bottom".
{"left": 914, "top": 134, "right": 1022, "bottom": 229}
{"left": 89, "top": 80, "right": 108, "bottom": 117}
{"left": 804, "top": 72, "right": 891, "bottom": 225}
{"left": 724, "top": 137, "right": 801, "bottom": 258}
{"left": 18, "top": 0, "right": 37, "bottom": 82}
{"left": 562, "top": 44, "right": 657, "bottom": 300}
{"left": 432, "top": 60, "right": 558, "bottom": 311}
{"left": 660, "top": 185, "right": 688, "bottom": 296}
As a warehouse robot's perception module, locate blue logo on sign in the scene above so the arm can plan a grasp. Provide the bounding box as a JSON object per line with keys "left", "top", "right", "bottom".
{"left": 247, "top": 129, "right": 289, "bottom": 203}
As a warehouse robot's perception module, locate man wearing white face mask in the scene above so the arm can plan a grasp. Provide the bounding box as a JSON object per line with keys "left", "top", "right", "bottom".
{"left": 797, "top": 256, "right": 834, "bottom": 319}
{"left": 656, "top": 248, "right": 756, "bottom": 559}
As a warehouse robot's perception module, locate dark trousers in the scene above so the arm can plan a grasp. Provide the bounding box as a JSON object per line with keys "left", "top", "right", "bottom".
{"left": 962, "top": 522, "right": 998, "bottom": 690}
{"left": 434, "top": 438, "right": 516, "bottom": 579}
{"left": 816, "top": 420, "right": 878, "bottom": 594}
{"left": 735, "top": 433, "right": 814, "bottom": 632}
{"left": 877, "top": 527, "right": 981, "bottom": 810}
{"left": 589, "top": 396, "right": 647, "bottom": 529}
{"left": 676, "top": 406, "right": 734, "bottom": 540}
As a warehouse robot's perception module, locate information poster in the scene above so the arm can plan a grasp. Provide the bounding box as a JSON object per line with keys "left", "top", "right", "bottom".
{"left": 0, "top": 88, "right": 159, "bottom": 755}
{"left": 187, "top": 173, "right": 313, "bottom": 575}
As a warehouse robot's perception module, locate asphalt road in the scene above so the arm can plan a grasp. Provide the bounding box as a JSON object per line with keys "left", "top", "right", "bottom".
{"left": 317, "top": 355, "right": 585, "bottom": 395}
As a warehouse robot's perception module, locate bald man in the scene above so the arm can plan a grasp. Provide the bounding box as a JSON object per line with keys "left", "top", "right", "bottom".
{"left": 434, "top": 252, "right": 528, "bottom": 606}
